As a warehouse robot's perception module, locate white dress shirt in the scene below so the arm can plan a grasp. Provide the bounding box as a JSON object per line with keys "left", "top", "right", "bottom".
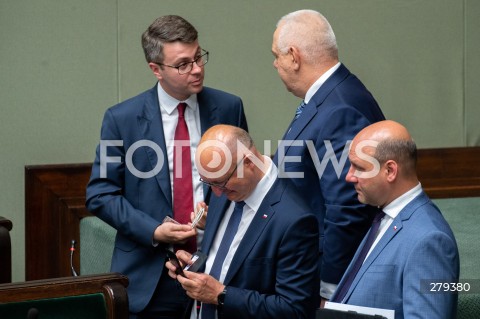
{"left": 304, "top": 62, "right": 341, "bottom": 104}
{"left": 192, "top": 156, "right": 277, "bottom": 319}
{"left": 156, "top": 83, "right": 204, "bottom": 213}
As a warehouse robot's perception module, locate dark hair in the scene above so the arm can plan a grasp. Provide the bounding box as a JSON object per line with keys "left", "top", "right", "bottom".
{"left": 375, "top": 139, "right": 417, "bottom": 174}
{"left": 141, "top": 15, "right": 198, "bottom": 63}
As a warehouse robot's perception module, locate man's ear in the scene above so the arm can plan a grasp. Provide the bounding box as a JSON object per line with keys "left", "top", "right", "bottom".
{"left": 148, "top": 62, "right": 163, "bottom": 80}
{"left": 289, "top": 46, "right": 301, "bottom": 70}
{"left": 385, "top": 160, "right": 398, "bottom": 182}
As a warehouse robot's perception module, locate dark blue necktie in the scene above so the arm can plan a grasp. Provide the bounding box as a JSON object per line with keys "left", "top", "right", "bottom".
{"left": 332, "top": 210, "right": 386, "bottom": 303}
{"left": 202, "top": 201, "right": 246, "bottom": 318}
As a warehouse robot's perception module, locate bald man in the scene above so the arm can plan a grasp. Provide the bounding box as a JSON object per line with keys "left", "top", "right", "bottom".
{"left": 330, "top": 120, "right": 459, "bottom": 319}
{"left": 167, "top": 125, "right": 319, "bottom": 319}
{"left": 271, "top": 9, "right": 385, "bottom": 304}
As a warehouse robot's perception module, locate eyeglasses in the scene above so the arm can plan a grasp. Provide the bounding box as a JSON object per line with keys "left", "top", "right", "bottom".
{"left": 199, "top": 156, "right": 245, "bottom": 190}
{"left": 154, "top": 49, "right": 209, "bottom": 75}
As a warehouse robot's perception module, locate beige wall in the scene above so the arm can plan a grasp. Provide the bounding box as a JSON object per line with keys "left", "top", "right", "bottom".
{"left": 1, "top": 0, "right": 479, "bottom": 282}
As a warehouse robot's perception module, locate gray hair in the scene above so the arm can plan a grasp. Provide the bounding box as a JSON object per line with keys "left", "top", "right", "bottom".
{"left": 141, "top": 15, "right": 198, "bottom": 63}
{"left": 276, "top": 10, "right": 338, "bottom": 64}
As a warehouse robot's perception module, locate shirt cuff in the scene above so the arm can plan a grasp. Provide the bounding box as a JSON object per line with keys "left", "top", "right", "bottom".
{"left": 320, "top": 280, "right": 337, "bottom": 300}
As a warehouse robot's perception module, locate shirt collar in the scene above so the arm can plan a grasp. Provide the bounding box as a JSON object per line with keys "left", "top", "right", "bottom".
{"left": 243, "top": 156, "right": 277, "bottom": 212}
{"left": 304, "top": 62, "right": 341, "bottom": 103}
{"left": 382, "top": 183, "right": 422, "bottom": 219}
{"left": 156, "top": 82, "right": 198, "bottom": 114}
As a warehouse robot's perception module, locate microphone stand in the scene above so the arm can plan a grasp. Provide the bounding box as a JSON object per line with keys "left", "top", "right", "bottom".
{"left": 70, "top": 239, "right": 79, "bottom": 276}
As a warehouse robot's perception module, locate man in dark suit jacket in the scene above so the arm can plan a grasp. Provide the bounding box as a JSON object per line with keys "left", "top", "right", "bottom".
{"left": 166, "top": 125, "right": 319, "bottom": 319}
{"left": 86, "top": 15, "right": 247, "bottom": 319}
{"left": 330, "top": 120, "right": 459, "bottom": 318}
{"left": 271, "top": 10, "right": 385, "bottom": 305}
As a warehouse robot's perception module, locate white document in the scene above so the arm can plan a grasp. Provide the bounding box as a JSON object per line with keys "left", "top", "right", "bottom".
{"left": 324, "top": 301, "right": 395, "bottom": 319}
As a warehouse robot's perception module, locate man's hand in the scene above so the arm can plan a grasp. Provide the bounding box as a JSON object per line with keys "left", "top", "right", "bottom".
{"left": 166, "top": 250, "right": 192, "bottom": 279}
{"left": 191, "top": 202, "right": 208, "bottom": 230}
{"left": 153, "top": 221, "right": 196, "bottom": 244}
{"left": 177, "top": 271, "right": 225, "bottom": 305}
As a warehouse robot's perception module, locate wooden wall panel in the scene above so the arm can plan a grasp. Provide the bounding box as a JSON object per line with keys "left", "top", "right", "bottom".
{"left": 417, "top": 147, "right": 480, "bottom": 198}
{"left": 25, "top": 164, "right": 92, "bottom": 280}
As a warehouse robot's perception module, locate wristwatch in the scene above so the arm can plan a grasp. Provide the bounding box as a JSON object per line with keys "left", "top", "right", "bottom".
{"left": 217, "top": 287, "right": 227, "bottom": 311}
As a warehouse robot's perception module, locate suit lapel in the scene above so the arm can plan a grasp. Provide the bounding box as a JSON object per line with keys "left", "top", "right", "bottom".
{"left": 223, "top": 180, "right": 282, "bottom": 284}
{"left": 136, "top": 86, "right": 172, "bottom": 207}
{"left": 278, "top": 64, "right": 351, "bottom": 160}
{"left": 198, "top": 89, "right": 218, "bottom": 135}
{"left": 344, "top": 192, "right": 430, "bottom": 301}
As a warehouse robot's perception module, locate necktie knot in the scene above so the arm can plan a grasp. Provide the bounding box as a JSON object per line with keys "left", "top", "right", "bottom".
{"left": 234, "top": 201, "right": 246, "bottom": 211}
{"left": 373, "top": 210, "right": 386, "bottom": 223}
{"left": 294, "top": 100, "right": 306, "bottom": 120}
{"left": 177, "top": 103, "right": 187, "bottom": 118}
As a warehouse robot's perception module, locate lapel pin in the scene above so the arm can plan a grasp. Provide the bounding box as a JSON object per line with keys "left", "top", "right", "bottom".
{"left": 262, "top": 214, "right": 268, "bottom": 219}
{"left": 393, "top": 225, "right": 397, "bottom": 231}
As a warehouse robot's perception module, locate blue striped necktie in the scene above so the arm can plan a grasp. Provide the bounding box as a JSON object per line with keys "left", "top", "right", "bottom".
{"left": 202, "top": 201, "right": 246, "bottom": 318}
{"left": 293, "top": 100, "right": 306, "bottom": 120}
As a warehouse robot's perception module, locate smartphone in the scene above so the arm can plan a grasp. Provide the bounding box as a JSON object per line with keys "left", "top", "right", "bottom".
{"left": 183, "top": 251, "right": 207, "bottom": 272}
{"left": 166, "top": 249, "right": 185, "bottom": 277}
{"left": 166, "top": 250, "right": 207, "bottom": 277}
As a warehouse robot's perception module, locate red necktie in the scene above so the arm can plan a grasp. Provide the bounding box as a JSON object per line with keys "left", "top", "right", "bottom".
{"left": 173, "top": 103, "right": 196, "bottom": 253}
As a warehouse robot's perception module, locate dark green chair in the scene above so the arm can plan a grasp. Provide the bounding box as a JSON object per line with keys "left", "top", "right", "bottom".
{"left": 433, "top": 197, "right": 480, "bottom": 319}
{"left": 80, "top": 216, "right": 116, "bottom": 275}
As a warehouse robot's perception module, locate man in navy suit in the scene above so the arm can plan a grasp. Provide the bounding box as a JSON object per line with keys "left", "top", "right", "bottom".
{"left": 167, "top": 125, "right": 319, "bottom": 319}
{"left": 271, "top": 9, "right": 386, "bottom": 305}
{"left": 330, "top": 120, "right": 459, "bottom": 318}
{"left": 86, "top": 16, "right": 247, "bottom": 319}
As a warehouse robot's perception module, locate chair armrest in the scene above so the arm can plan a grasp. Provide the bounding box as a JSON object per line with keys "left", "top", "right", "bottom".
{"left": 0, "top": 273, "right": 129, "bottom": 319}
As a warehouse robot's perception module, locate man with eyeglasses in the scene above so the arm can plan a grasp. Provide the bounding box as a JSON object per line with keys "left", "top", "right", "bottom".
{"left": 166, "top": 124, "right": 319, "bottom": 319}
{"left": 86, "top": 15, "right": 248, "bottom": 319}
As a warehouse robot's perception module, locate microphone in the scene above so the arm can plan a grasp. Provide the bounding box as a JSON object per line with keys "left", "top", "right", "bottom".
{"left": 27, "top": 308, "right": 39, "bottom": 319}
{"left": 70, "top": 239, "right": 79, "bottom": 276}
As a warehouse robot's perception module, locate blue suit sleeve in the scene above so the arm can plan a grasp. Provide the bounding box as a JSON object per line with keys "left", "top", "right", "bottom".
{"left": 86, "top": 109, "right": 162, "bottom": 247}
{"left": 317, "top": 105, "right": 377, "bottom": 284}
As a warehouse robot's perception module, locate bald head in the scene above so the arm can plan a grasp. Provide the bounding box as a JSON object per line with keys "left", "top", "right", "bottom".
{"left": 196, "top": 124, "right": 256, "bottom": 179}
{"left": 354, "top": 120, "right": 412, "bottom": 144}
{"left": 346, "top": 120, "right": 418, "bottom": 207}
{"left": 197, "top": 125, "right": 253, "bottom": 170}
{"left": 353, "top": 120, "right": 418, "bottom": 178}
{"left": 196, "top": 125, "right": 265, "bottom": 201}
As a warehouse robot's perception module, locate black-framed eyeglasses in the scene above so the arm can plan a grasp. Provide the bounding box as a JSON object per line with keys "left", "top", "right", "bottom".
{"left": 154, "top": 49, "right": 209, "bottom": 75}
{"left": 199, "top": 156, "right": 245, "bottom": 190}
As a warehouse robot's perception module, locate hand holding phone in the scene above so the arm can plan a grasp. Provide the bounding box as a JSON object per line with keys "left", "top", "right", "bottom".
{"left": 184, "top": 251, "right": 207, "bottom": 272}
{"left": 166, "top": 249, "right": 185, "bottom": 277}
{"left": 166, "top": 250, "right": 207, "bottom": 277}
